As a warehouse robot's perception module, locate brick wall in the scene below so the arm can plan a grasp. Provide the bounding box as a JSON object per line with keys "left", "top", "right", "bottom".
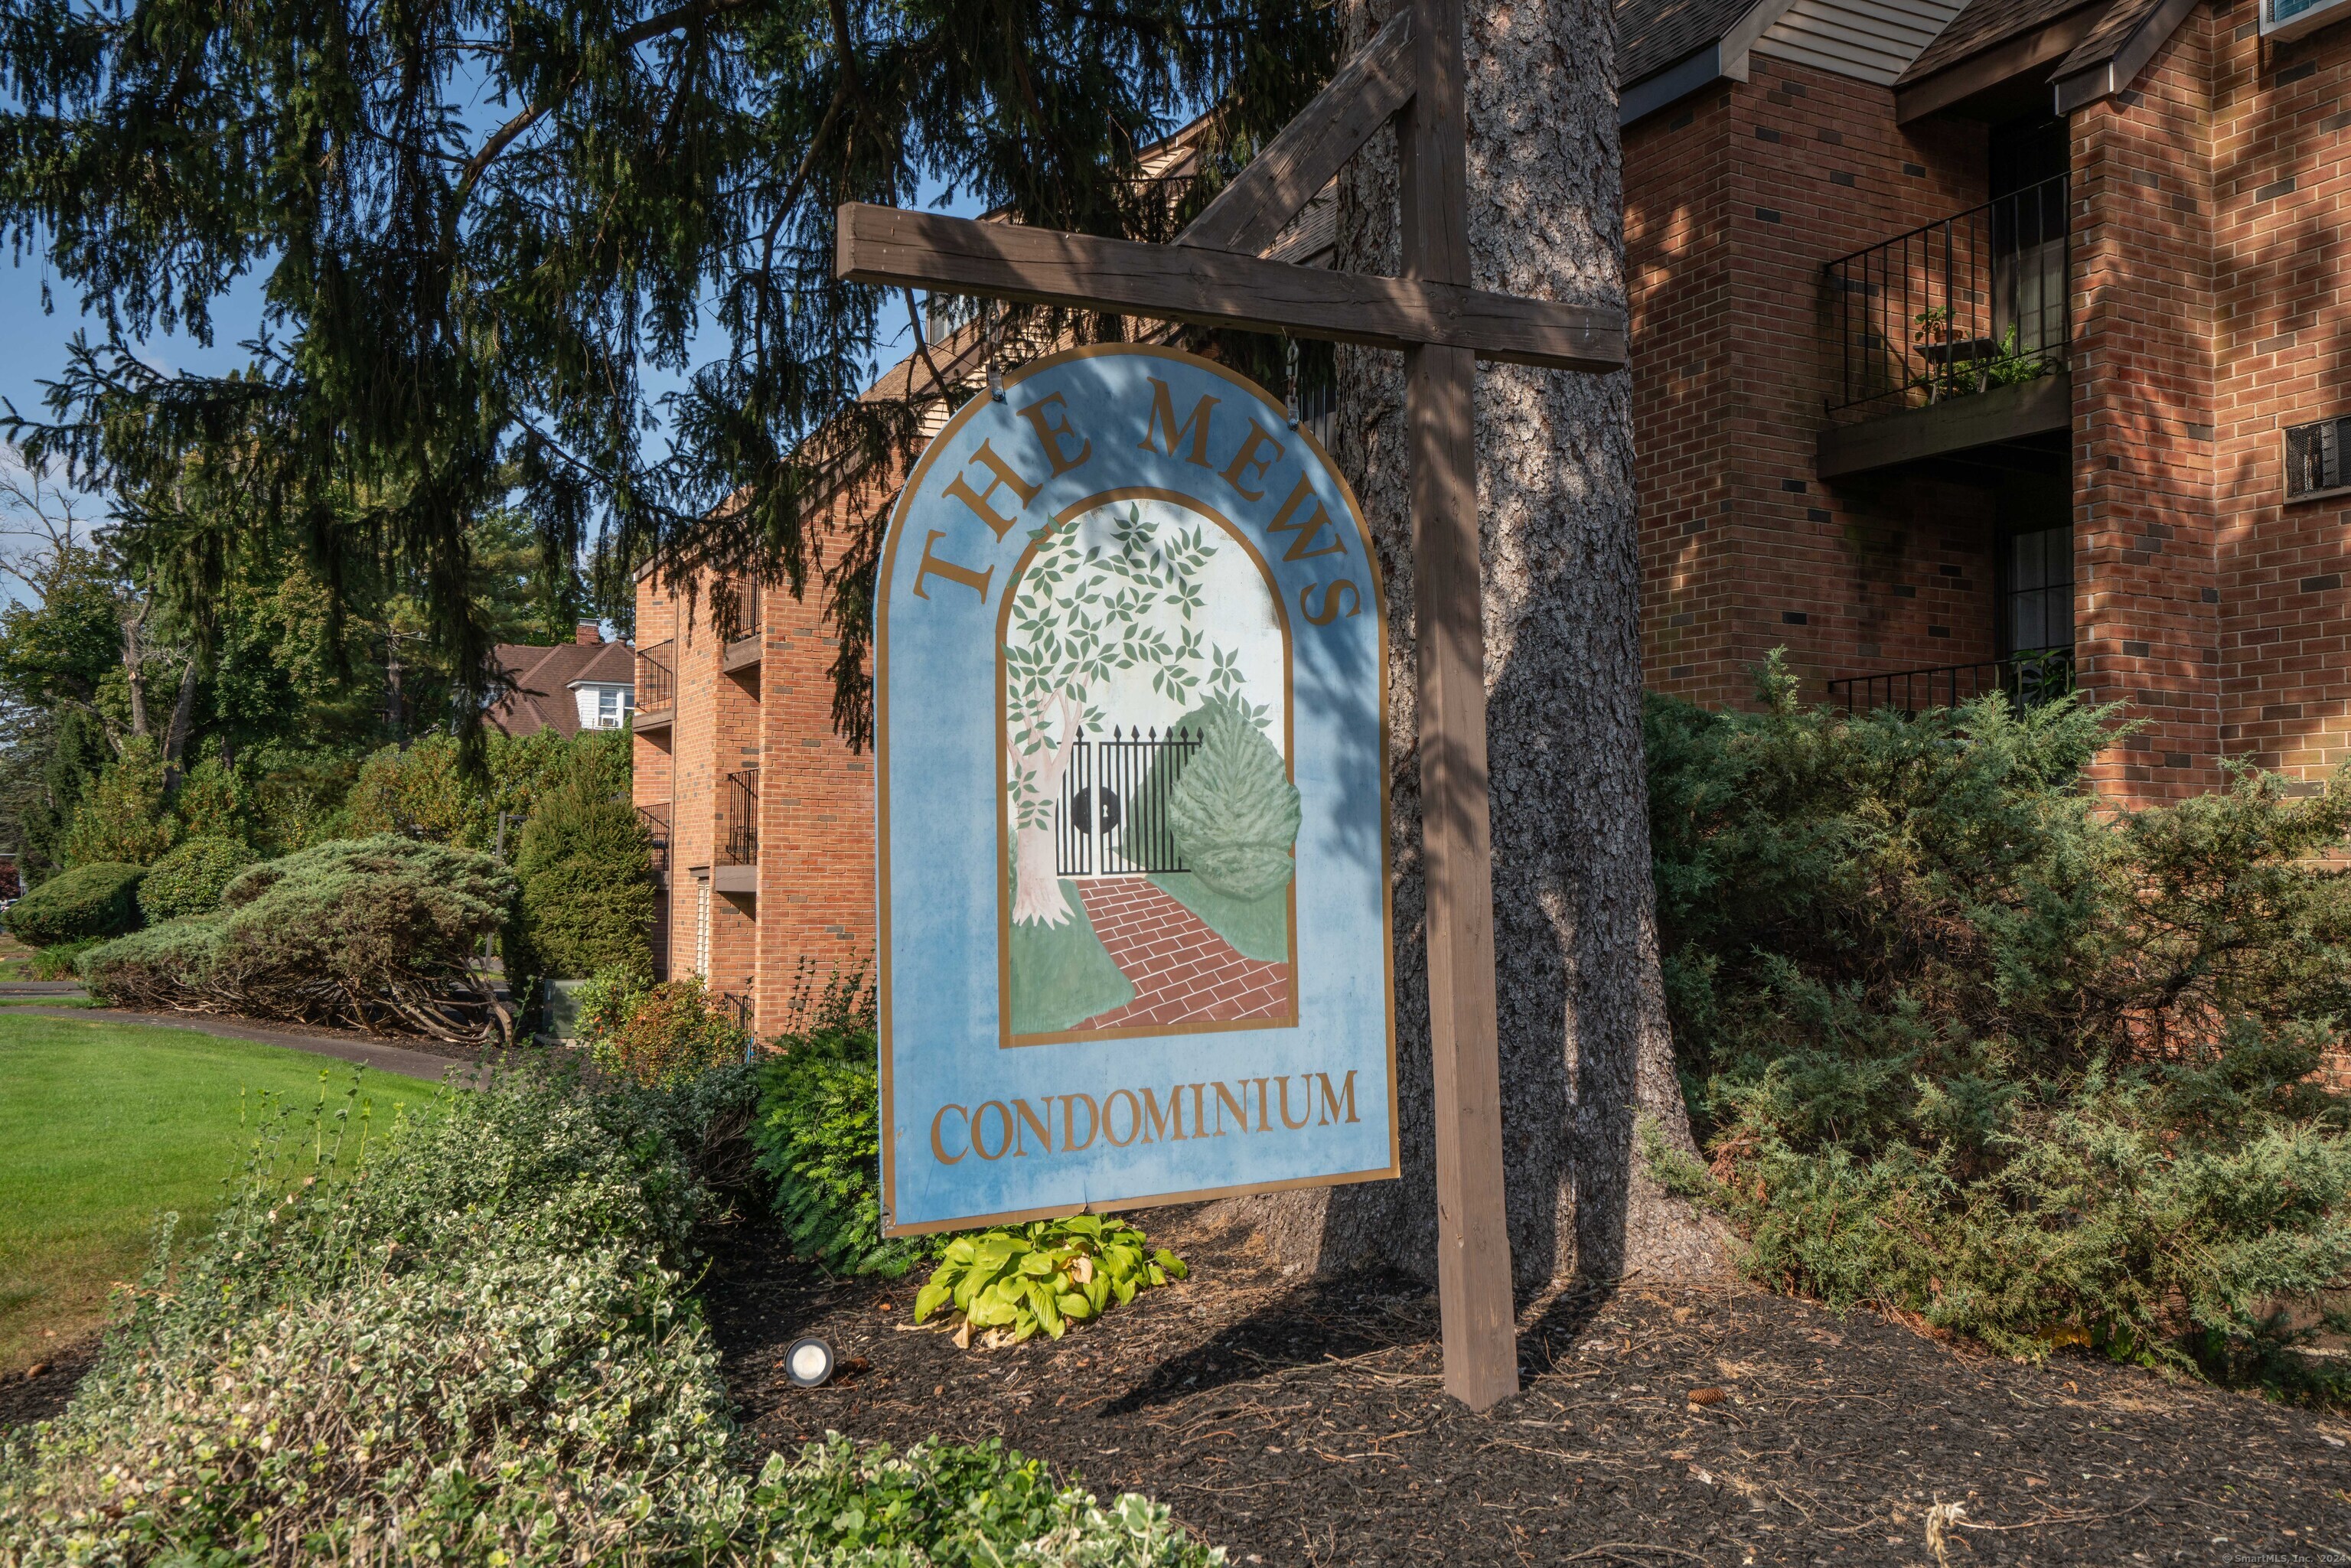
{"left": 755, "top": 500, "right": 880, "bottom": 1033}
{"left": 2071, "top": 8, "right": 2225, "bottom": 803}
{"left": 2211, "top": 5, "right": 2351, "bottom": 787}
{"left": 637, "top": 501, "right": 885, "bottom": 1037}
{"left": 1625, "top": 60, "right": 2006, "bottom": 709}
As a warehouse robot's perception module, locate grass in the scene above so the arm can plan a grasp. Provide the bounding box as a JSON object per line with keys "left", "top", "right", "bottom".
{"left": 1007, "top": 880, "right": 1134, "bottom": 1035}
{"left": 0, "top": 1013, "right": 441, "bottom": 1373}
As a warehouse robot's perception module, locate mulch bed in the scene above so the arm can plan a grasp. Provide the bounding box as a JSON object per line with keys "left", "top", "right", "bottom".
{"left": 706, "top": 1204, "right": 2351, "bottom": 1566}
{"left": 0, "top": 1336, "right": 99, "bottom": 1435}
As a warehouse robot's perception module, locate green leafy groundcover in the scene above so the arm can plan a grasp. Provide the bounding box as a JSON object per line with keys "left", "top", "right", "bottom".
{"left": 0, "top": 1062, "right": 1223, "bottom": 1566}
{"left": 1644, "top": 655, "right": 2351, "bottom": 1384}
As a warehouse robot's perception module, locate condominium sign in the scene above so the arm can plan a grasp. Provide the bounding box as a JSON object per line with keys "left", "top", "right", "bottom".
{"left": 874, "top": 344, "right": 1397, "bottom": 1234}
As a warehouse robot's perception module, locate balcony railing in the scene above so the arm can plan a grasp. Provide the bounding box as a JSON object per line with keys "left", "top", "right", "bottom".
{"left": 636, "top": 641, "right": 676, "bottom": 712}
{"left": 1827, "top": 647, "right": 2075, "bottom": 716}
{"left": 722, "top": 578, "right": 761, "bottom": 645}
{"left": 636, "top": 804, "right": 670, "bottom": 877}
{"left": 1824, "top": 174, "right": 2069, "bottom": 416}
{"left": 722, "top": 769, "right": 758, "bottom": 865}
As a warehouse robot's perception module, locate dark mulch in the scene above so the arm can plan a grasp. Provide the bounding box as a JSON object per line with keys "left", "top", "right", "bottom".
{"left": 0, "top": 1335, "right": 99, "bottom": 1434}
{"left": 706, "top": 1205, "right": 2351, "bottom": 1566}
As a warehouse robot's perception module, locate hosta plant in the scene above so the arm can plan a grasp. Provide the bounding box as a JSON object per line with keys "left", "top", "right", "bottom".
{"left": 914, "top": 1215, "right": 1188, "bottom": 1346}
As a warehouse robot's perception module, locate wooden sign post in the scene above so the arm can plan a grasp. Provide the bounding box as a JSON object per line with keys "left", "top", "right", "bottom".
{"left": 838, "top": 0, "right": 1628, "bottom": 1413}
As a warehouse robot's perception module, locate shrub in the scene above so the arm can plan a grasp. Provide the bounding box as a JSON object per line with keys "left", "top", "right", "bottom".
{"left": 0, "top": 1062, "right": 1220, "bottom": 1566}
{"left": 2, "top": 860, "right": 145, "bottom": 947}
{"left": 1166, "top": 699, "right": 1299, "bottom": 900}
{"left": 581, "top": 973, "right": 747, "bottom": 1088}
{"left": 915, "top": 1216, "right": 1190, "bottom": 1346}
{"left": 749, "top": 966, "right": 922, "bottom": 1276}
{"left": 1645, "top": 655, "right": 2351, "bottom": 1371}
{"left": 57, "top": 736, "right": 177, "bottom": 866}
{"left": 509, "top": 746, "right": 655, "bottom": 983}
{"left": 82, "top": 835, "right": 516, "bottom": 1042}
{"left": 28, "top": 938, "right": 99, "bottom": 980}
{"left": 137, "top": 834, "right": 259, "bottom": 921}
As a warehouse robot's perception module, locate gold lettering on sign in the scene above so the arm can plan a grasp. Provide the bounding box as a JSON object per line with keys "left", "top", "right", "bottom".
{"left": 971, "top": 1100, "right": 1015, "bottom": 1160}
{"left": 1139, "top": 379, "right": 1218, "bottom": 466}
{"left": 1016, "top": 393, "right": 1092, "bottom": 476}
{"left": 1301, "top": 580, "right": 1361, "bottom": 625}
{"left": 1103, "top": 1089, "right": 1143, "bottom": 1146}
{"left": 912, "top": 530, "right": 994, "bottom": 602}
{"left": 1140, "top": 1086, "right": 1187, "bottom": 1144}
{"left": 1062, "top": 1092, "right": 1100, "bottom": 1152}
{"left": 922, "top": 1072, "right": 1371, "bottom": 1168}
{"left": 931, "top": 1103, "right": 970, "bottom": 1164}
{"left": 942, "top": 440, "right": 1041, "bottom": 540}
{"left": 1316, "top": 1071, "right": 1360, "bottom": 1126}
{"left": 1219, "top": 424, "right": 1285, "bottom": 501}
{"left": 1015, "top": 1097, "right": 1054, "bottom": 1156}
{"left": 1265, "top": 474, "right": 1348, "bottom": 562}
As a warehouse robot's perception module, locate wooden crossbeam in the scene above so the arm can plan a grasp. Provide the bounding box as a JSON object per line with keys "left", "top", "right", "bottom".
{"left": 836, "top": 203, "right": 1625, "bottom": 371}
{"left": 1174, "top": 8, "right": 1417, "bottom": 257}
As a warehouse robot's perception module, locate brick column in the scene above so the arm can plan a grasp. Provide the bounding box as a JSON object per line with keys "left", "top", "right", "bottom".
{"left": 2070, "top": 14, "right": 2222, "bottom": 804}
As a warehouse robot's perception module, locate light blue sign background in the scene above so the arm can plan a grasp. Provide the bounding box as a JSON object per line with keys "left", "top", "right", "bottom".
{"left": 876, "top": 345, "right": 1396, "bottom": 1234}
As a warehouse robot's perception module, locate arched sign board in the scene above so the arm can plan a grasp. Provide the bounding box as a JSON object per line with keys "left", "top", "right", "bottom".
{"left": 876, "top": 344, "right": 1398, "bottom": 1234}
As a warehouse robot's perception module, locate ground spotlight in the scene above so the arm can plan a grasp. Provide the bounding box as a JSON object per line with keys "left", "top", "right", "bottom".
{"left": 784, "top": 1336, "right": 837, "bottom": 1388}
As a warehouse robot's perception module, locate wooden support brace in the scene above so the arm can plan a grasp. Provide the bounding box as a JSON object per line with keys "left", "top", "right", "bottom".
{"left": 1402, "top": 0, "right": 1518, "bottom": 1415}
{"left": 1174, "top": 8, "right": 1417, "bottom": 258}
{"left": 836, "top": 204, "right": 1625, "bottom": 371}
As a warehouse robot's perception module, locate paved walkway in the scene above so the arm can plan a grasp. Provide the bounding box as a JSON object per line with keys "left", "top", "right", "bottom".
{"left": 0, "top": 1006, "right": 484, "bottom": 1083}
{"left": 1074, "top": 879, "right": 1288, "bottom": 1030}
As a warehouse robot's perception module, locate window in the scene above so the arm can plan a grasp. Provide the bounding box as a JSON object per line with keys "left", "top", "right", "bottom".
{"left": 2285, "top": 416, "right": 2351, "bottom": 501}
{"left": 597, "top": 687, "right": 623, "bottom": 728}
{"left": 2005, "top": 526, "right": 2072, "bottom": 654}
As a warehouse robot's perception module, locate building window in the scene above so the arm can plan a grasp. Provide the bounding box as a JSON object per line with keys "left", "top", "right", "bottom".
{"left": 2005, "top": 526, "right": 2072, "bottom": 654}
{"left": 693, "top": 878, "right": 712, "bottom": 978}
{"left": 597, "top": 687, "right": 623, "bottom": 727}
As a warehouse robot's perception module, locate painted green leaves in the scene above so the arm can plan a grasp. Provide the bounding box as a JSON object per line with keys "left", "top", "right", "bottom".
{"left": 1167, "top": 698, "right": 1300, "bottom": 901}
{"left": 912, "top": 1214, "right": 1189, "bottom": 1347}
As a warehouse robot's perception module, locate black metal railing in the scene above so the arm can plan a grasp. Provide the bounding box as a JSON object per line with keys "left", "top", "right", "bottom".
{"left": 636, "top": 803, "right": 670, "bottom": 876}
{"left": 1827, "top": 647, "right": 2075, "bottom": 716}
{"left": 636, "top": 641, "right": 676, "bottom": 711}
{"left": 1824, "top": 174, "right": 2069, "bottom": 416}
{"left": 722, "top": 578, "right": 761, "bottom": 644}
{"left": 722, "top": 769, "right": 758, "bottom": 864}
{"left": 1055, "top": 726, "right": 1201, "bottom": 877}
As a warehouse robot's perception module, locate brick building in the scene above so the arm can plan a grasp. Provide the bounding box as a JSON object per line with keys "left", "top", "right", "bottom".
{"left": 1619, "top": 0, "right": 2351, "bottom": 802}
{"left": 639, "top": 1, "right": 2351, "bottom": 1015}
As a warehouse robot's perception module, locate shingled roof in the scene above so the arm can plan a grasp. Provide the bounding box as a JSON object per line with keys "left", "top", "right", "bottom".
{"left": 487, "top": 631, "right": 635, "bottom": 738}
{"left": 1617, "top": 0, "right": 1766, "bottom": 86}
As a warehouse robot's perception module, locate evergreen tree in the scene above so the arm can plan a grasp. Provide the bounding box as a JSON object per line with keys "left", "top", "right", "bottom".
{"left": 0, "top": 0, "right": 1335, "bottom": 748}
{"left": 510, "top": 745, "right": 656, "bottom": 983}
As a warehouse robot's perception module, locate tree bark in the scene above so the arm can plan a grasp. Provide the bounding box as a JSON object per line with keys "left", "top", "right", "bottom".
{"left": 161, "top": 654, "right": 201, "bottom": 791}
{"left": 122, "top": 598, "right": 153, "bottom": 741}
{"left": 1009, "top": 692, "right": 1081, "bottom": 926}
{"left": 1224, "top": 0, "right": 1726, "bottom": 1285}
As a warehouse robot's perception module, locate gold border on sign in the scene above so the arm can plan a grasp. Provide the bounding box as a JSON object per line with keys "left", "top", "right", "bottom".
{"left": 996, "top": 485, "right": 1299, "bottom": 1048}
{"left": 873, "top": 342, "right": 1400, "bottom": 1237}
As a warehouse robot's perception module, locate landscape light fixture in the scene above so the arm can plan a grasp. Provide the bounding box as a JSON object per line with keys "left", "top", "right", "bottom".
{"left": 784, "top": 1336, "right": 837, "bottom": 1388}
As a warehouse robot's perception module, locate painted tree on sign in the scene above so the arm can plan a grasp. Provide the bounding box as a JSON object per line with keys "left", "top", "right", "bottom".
{"left": 1003, "top": 505, "right": 1220, "bottom": 926}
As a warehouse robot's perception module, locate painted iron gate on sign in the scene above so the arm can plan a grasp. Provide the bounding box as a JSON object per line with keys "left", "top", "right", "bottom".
{"left": 1055, "top": 726, "right": 1199, "bottom": 875}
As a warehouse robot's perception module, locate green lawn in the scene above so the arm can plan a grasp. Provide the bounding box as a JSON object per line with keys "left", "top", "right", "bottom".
{"left": 0, "top": 1014, "right": 442, "bottom": 1372}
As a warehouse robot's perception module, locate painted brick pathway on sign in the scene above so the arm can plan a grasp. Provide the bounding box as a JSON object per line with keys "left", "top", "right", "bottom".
{"left": 1073, "top": 879, "right": 1287, "bottom": 1031}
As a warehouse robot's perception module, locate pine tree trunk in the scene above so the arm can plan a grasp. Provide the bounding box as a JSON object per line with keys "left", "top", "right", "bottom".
{"left": 1224, "top": 0, "right": 1726, "bottom": 1285}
